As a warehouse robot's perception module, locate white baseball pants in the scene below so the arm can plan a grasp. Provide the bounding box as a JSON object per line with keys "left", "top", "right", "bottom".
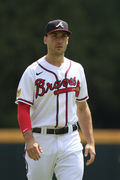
{"left": 25, "top": 130, "right": 84, "bottom": 180}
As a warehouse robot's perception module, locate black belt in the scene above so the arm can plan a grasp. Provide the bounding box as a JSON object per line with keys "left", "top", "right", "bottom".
{"left": 32, "top": 123, "right": 79, "bottom": 135}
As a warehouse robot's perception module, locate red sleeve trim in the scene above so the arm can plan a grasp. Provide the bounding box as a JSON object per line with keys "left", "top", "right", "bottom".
{"left": 17, "top": 102, "right": 32, "bottom": 134}
{"left": 76, "top": 96, "right": 89, "bottom": 101}
{"left": 16, "top": 98, "right": 33, "bottom": 106}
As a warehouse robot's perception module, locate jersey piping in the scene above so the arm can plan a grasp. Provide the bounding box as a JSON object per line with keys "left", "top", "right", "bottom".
{"left": 16, "top": 98, "right": 33, "bottom": 106}
{"left": 76, "top": 96, "right": 89, "bottom": 101}
{"left": 65, "top": 61, "right": 71, "bottom": 126}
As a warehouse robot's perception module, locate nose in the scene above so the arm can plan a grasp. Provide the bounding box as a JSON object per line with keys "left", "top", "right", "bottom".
{"left": 56, "top": 36, "right": 64, "bottom": 43}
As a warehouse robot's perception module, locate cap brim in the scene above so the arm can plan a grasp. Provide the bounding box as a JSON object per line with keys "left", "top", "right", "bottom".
{"left": 47, "top": 29, "right": 72, "bottom": 35}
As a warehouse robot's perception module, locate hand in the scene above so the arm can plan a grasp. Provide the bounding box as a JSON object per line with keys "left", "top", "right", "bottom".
{"left": 23, "top": 131, "right": 43, "bottom": 161}
{"left": 84, "top": 143, "right": 96, "bottom": 166}
{"left": 26, "top": 140, "right": 43, "bottom": 161}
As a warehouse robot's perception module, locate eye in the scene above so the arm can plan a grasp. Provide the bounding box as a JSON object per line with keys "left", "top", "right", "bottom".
{"left": 51, "top": 33, "right": 57, "bottom": 38}
{"left": 62, "top": 33, "right": 68, "bottom": 38}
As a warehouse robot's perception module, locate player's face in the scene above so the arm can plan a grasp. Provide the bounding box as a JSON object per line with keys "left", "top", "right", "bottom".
{"left": 44, "top": 31, "right": 69, "bottom": 57}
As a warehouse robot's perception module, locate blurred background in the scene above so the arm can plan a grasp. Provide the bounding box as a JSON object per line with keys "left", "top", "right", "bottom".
{"left": 0, "top": 0, "right": 120, "bottom": 179}
{"left": 0, "top": 0, "right": 120, "bottom": 129}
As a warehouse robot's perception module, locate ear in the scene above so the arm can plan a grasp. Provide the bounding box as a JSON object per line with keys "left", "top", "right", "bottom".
{"left": 66, "top": 36, "right": 69, "bottom": 45}
{"left": 43, "top": 36, "right": 47, "bottom": 45}
{"left": 66, "top": 39, "right": 69, "bottom": 45}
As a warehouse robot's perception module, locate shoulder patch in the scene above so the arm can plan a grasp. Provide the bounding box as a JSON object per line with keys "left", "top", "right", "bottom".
{"left": 16, "top": 89, "right": 21, "bottom": 97}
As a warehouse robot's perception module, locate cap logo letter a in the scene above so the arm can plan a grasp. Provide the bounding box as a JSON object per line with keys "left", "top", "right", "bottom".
{"left": 56, "top": 21, "right": 64, "bottom": 28}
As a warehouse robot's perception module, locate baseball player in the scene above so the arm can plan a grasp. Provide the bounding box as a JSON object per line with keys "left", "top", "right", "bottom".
{"left": 15, "top": 19, "right": 96, "bottom": 180}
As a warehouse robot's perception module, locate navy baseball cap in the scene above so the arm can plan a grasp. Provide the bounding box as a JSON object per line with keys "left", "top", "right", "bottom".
{"left": 45, "top": 19, "right": 72, "bottom": 36}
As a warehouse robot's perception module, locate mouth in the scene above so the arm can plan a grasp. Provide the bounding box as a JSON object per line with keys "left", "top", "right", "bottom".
{"left": 55, "top": 45, "right": 63, "bottom": 49}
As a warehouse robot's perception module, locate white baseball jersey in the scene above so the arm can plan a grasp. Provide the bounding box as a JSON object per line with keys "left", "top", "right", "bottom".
{"left": 15, "top": 56, "right": 89, "bottom": 129}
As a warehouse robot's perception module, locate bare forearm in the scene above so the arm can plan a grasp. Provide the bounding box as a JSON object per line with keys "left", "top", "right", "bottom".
{"left": 79, "top": 111, "right": 94, "bottom": 145}
{"left": 77, "top": 102, "right": 95, "bottom": 145}
{"left": 77, "top": 101, "right": 96, "bottom": 165}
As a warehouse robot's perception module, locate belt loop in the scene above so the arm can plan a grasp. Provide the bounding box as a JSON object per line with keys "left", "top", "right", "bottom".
{"left": 41, "top": 127, "right": 47, "bottom": 134}
{"left": 68, "top": 124, "right": 73, "bottom": 133}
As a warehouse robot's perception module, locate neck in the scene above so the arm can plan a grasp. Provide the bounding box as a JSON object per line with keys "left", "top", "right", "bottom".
{"left": 45, "top": 54, "right": 64, "bottom": 67}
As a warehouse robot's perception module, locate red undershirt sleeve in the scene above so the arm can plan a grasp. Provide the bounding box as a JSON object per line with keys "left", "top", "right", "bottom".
{"left": 17, "top": 102, "right": 32, "bottom": 134}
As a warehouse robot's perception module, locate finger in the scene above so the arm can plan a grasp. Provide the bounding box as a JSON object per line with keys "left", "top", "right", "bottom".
{"left": 84, "top": 148, "right": 89, "bottom": 157}
{"left": 29, "top": 152, "right": 40, "bottom": 160}
{"left": 33, "top": 149, "right": 41, "bottom": 159}
{"left": 28, "top": 148, "right": 40, "bottom": 160}
{"left": 38, "top": 144, "right": 43, "bottom": 153}
{"left": 35, "top": 146, "right": 42, "bottom": 158}
{"left": 28, "top": 151, "right": 37, "bottom": 160}
{"left": 33, "top": 144, "right": 41, "bottom": 157}
{"left": 86, "top": 152, "right": 95, "bottom": 166}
